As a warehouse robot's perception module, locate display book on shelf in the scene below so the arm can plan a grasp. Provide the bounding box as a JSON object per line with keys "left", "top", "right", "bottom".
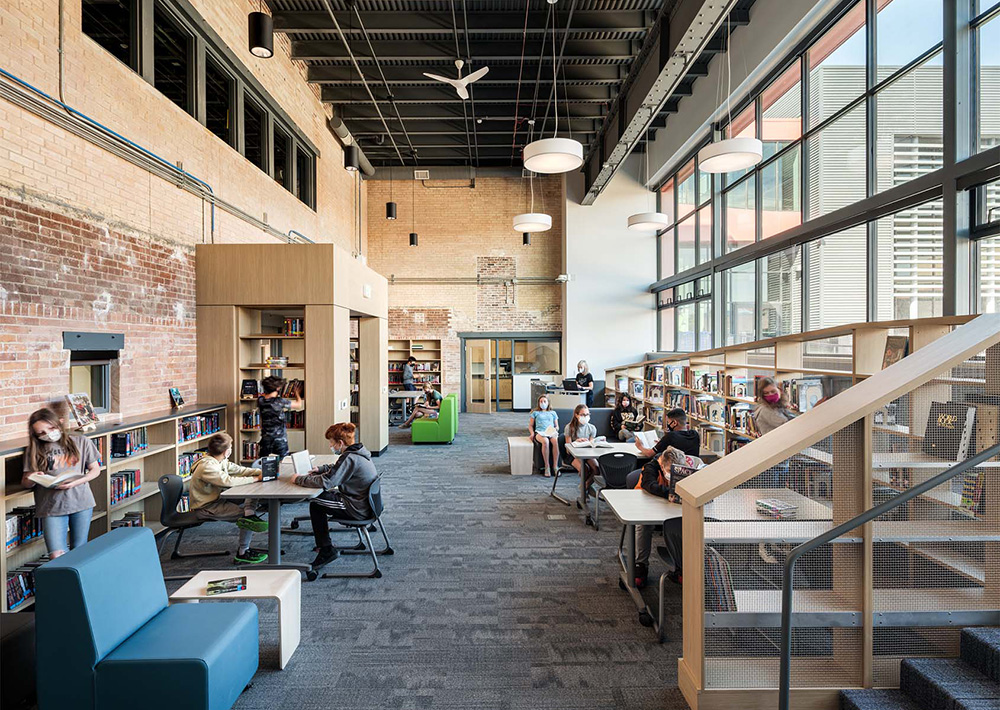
{"left": 388, "top": 338, "right": 443, "bottom": 389}
{"left": 237, "top": 309, "right": 307, "bottom": 464}
{"left": 0, "top": 402, "right": 227, "bottom": 611}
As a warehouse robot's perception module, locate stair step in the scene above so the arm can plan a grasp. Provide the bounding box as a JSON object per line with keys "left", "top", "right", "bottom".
{"left": 901, "top": 658, "right": 1000, "bottom": 710}
{"left": 963, "top": 628, "right": 1000, "bottom": 684}
{"left": 841, "top": 689, "right": 924, "bottom": 710}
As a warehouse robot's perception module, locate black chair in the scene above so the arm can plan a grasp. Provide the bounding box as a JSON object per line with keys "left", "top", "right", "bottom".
{"left": 321, "top": 478, "right": 393, "bottom": 579}
{"left": 588, "top": 452, "right": 638, "bottom": 530}
{"left": 156, "top": 474, "right": 228, "bottom": 580}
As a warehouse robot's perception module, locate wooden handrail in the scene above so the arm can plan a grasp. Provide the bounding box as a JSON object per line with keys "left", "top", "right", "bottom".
{"left": 675, "top": 313, "right": 1000, "bottom": 508}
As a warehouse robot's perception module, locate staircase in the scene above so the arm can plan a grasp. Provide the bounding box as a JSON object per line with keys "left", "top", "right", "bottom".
{"left": 842, "top": 628, "right": 1000, "bottom": 710}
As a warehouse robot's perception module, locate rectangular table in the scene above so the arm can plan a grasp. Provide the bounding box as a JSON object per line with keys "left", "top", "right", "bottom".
{"left": 221, "top": 454, "right": 335, "bottom": 579}
{"left": 565, "top": 441, "right": 644, "bottom": 508}
{"left": 170, "top": 569, "right": 301, "bottom": 669}
{"left": 600, "top": 489, "right": 682, "bottom": 640}
{"left": 388, "top": 390, "right": 423, "bottom": 425}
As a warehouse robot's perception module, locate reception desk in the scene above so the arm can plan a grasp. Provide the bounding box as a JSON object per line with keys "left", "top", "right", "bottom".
{"left": 547, "top": 390, "right": 588, "bottom": 409}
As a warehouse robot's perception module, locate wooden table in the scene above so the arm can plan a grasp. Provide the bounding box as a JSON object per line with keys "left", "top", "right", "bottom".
{"left": 565, "top": 441, "right": 643, "bottom": 509}
{"left": 388, "top": 390, "right": 423, "bottom": 424}
{"left": 221, "top": 454, "right": 334, "bottom": 580}
{"left": 600, "top": 489, "right": 682, "bottom": 639}
{"left": 170, "top": 569, "right": 301, "bottom": 669}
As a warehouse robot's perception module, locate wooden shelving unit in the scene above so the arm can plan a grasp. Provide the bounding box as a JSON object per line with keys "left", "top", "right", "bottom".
{"left": 350, "top": 318, "right": 360, "bottom": 434}
{"left": 1, "top": 403, "right": 226, "bottom": 611}
{"left": 388, "top": 338, "right": 443, "bottom": 390}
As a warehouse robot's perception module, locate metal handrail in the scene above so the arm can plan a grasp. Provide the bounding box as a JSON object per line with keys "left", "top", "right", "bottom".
{"left": 777, "top": 440, "right": 1000, "bottom": 710}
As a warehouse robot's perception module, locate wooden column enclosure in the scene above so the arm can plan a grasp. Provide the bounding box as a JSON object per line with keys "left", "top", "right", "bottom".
{"left": 195, "top": 244, "right": 389, "bottom": 456}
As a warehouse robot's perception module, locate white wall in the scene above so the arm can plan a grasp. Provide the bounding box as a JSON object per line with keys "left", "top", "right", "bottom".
{"left": 563, "top": 154, "right": 657, "bottom": 386}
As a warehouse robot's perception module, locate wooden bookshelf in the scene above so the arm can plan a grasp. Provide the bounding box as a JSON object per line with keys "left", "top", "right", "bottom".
{"left": 350, "top": 318, "right": 361, "bottom": 434}
{"left": 1, "top": 403, "right": 226, "bottom": 611}
{"left": 388, "top": 338, "right": 443, "bottom": 390}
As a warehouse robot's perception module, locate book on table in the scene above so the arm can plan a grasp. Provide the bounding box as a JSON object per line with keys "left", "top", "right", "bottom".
{"left": 573, "top": 436, "right": 613, "bottom": 449}
{"left": 206, "top": 576, "right": 248, "bottom": 596}
{"left": 27, "top": 471, "right": 85, "bottom": 489}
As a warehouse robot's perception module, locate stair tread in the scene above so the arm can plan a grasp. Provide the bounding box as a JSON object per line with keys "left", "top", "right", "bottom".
{"left": 963, "top": 628, "right": 1000, "bottom": 685}
{"left": 902, "top": 658, "right": 1000, "bottom": 710}
{"left": 841, "top": 689, "right": 924, "bottom": 710}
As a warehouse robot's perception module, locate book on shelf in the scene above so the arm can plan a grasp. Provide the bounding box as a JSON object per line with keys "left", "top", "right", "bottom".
{"left": 66, "top": 392, "right": 99, "bottom": 430}
{"left": 629, "top": 380, "right": 644, "bottom": 400}
{"left": 111, "top": 428, "right": 148, "bottom": 458}
{"left": 169, "top": 387, "right": 185, "bottom": 408}
{"left": 6, "top": 507, "right": 42, "bottom": 552}
{"left": 283, "top": 410, "right": 305, "bottom": 429}
{"left": 882, "top": 335, "right": 909, "bottom": 370}
{"left": 110, "top": 470, "right": 141, "bottom": 505}
{"left": 265, "top": 356, "right": 289, "bottom": 368}
{"left": 922, "top": 401, "right": 977, "bottom": 460}
{"left": 692, "top": 370, "right": 721, "bottom": 394}
{"left": 727, "top": 404, "right": 759, "bottom": 437}
{"left": 645, "top": 364, "right": 665, "bottom": 382}
{"left": 605, "top": 392, "right": 617, "bottom": 408}
{"left": 7, "top": 565, "right": 38, "bottom": 610}
{"left": 667, "top": 366, "right": 685, "bottom": 387}
{"left": 646, "top": 408, "right": 664, "bottom": 429}
{"left": 283, "top": 317, "right": 304, "bottom": 337}
{"left": 280, "top": 379, "right": 305, "bottom": 398}
{"left": 756, "top": 498, "right": 798, "bottom": 519}
{"left": 727, "top": 376, "right": 750, "bottom": 399}
{"left": 242, "top": 440, "right": 259, "bottom": 462}
{"left": 206, "top": 575, "right": 248, "bottom": 596}
{"left": 961, "top": 470, "right": 986, "bottom": 515}
{"left": 615, "top": 376, "right": 628, "bottom": 392}
{"left": 242, "top": 410, "right": 260, "bottom": 429}
{"left": 646, "top": 385, "right": 665, "bottom": 405}
{"left": 704, "top": 547, "right": 737, "bottom": 612}
{"left": 178, "top": 451, "right": 206, "bottom": 479}
{"left": 111, "top": 511, "right": 144, "bottom": 529}
{"left": 727, "top": 437, "right": 751, "bottom": 454}
{"left": 704, "top": 429, "right": 725, "bottom": 454}
{"left": 178, "top": 412, "right": 221, "bottom": 441}
{"left": 26, "top": 470, "right": 85, "bottom": 489}
{"left": 241, "top": 379, "right": 260, "bottom": 399}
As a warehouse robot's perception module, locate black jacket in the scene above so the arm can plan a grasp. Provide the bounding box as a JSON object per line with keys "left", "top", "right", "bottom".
{"left": 298, "top": 443, "right": 378, "bottom": 519}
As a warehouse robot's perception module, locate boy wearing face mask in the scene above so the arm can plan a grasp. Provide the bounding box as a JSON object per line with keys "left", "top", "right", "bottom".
{"left": 22, "top": 408, "right": 102, "bottom": 558}
{"left": 189, "top": 433, "right": 267, "bottom": 564}
{"left": 636, "top": 407, "right": 701, "bottom": 459}
{"left": 293, "top": 422, "right": 378, "bottom": 570}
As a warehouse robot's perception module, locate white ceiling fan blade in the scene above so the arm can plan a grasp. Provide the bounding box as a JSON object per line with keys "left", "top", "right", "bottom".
{"left": 464, "top": 66, "right": 489, "bottom": 84}
{"left": 455, "top": 84, "right": 470, "bottom": 100}
{"left": 423, "top": 72, "right": 456, "bottom": 85}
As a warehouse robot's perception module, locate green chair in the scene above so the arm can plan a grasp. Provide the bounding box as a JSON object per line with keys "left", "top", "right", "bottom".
{"left": 412, "top": 393, "right": 456, "bottom": 444}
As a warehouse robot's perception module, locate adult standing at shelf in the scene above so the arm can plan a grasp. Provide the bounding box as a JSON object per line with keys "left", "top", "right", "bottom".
{"left": 21, "top": 408, "right": 101, "bottom": 559}
{"left": 257, "top": 375, "right": 304, "bottom": 459}
{"left": 402, "top": 356, "right": 417, "bottom": 392}
{"left": 575, "top": 360, "right": 595, "bottom": 407}
{"left": 752, "top": 377, "right": 795, "bottom": 488}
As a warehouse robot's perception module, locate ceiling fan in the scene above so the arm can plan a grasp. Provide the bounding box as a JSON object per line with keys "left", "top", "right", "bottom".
{"left": 423, "top": 59, "right": 489, "bottom": 100}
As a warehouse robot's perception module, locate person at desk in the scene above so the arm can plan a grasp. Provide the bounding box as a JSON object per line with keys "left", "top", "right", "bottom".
{"left": 636, "top": 407, "right": 701, "bottom": 458}
{"left": 292, "top": 423, "right": 378, "bottom": 570}
{"left": 400, "top": 384, "right": 443, "bottom": 428}
{"left": 611, "top": 394, "right": 641, "bottom": 442}
{"left": 188, "top": 433, "right": 268, "bottom": 565}
{"left": 575, "top": 360, "right": 594, "bottom": 407}
{"left": 528, "top": 394, "right": 559, "bottom": 477}
{"left": 565, "top": 404, "right": 601, "bottom": 501}
{"left": 402, "top": 357, "right": 417, "bottom": 392}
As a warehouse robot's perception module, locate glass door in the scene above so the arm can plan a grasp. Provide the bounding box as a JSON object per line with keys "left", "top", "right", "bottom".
{"left": 465, "top": 339, "right": 491, "bottom": 413}
{"left": 494, "top": 339, "right": 514, "bottom": 411}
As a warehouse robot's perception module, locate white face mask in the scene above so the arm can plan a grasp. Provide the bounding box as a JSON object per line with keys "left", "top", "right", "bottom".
{"left": 539, "top": 401, "right": 549, "bottom": 410}
{"left": 224, "top": 449, "right": 232, "bottom": 460}
{"left": 39, "top": 430, "right": 62, "bottom": 443}
{"left": 577, "top": 367, "right": 584, "bottom": 374}
{"left": 330, "top": 445, "right": 341, "bottom": 455}
{"left": 579, "top": 415, "right": 591, "bottom": 425}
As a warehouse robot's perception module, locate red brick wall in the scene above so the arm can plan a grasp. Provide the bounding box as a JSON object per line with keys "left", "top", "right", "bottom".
{"left": 0, "top": 195, "right": 196, "bottom": 439}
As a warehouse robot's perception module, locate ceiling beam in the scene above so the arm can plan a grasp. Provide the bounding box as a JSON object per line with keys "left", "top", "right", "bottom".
{"left": 321, "top": 84, "right": 614, "bottom": 104}
{"left": 273, "top": 10, "right": 650, "bottom": 33}
{"left": 306, "top": 64, "right": 624, "bottom": 84}
{"left": 290, "top": 39, "right": 636, "bottom": 62}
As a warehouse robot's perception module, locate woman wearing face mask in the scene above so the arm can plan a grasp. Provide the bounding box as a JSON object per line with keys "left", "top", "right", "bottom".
{"left": 293, "top": 422, "right": 379, "bottom": 570}
{"left": 575, "top": 360, "right": 595, "bottom": 407}
{"left": 21, "top": 408, "right": 102, "bottom": 558}
{"left": 528, "top": 395, "right": 560, "bottom": 477}
{"left": 565, "top": 404, "right": 601, "bottom": 498}
{"left": 611, "top": 395, "right": 640, "bottom": 442}
{"left": 753, "top": 378, "right": 794, "bottom": 436}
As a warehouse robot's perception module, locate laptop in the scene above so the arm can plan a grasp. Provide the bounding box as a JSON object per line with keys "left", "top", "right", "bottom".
{"left": 259, "top": 456, "right": 279, "bottom": 482}
{"left": 290, "top": 449, "right": 313, "bottom": 476}
{"left": 562, "top": 378, "right": 580, "bottom": 391}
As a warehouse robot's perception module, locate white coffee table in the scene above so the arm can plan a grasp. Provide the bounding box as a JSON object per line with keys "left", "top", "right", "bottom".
{"left": 170, "top": 569, "right": 301, "bottom": 669}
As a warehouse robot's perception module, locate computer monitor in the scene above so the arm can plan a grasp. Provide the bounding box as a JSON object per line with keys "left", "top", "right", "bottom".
{"left": 562, "top": 378, "right": 580, "bottom": 391}
{"left": 290, "top": 450, "right": 313, "bottom": 476}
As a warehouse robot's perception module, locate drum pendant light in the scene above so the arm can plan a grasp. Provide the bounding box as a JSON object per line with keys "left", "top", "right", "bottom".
{"left": 386, "top": 169, "right": 397, "bottom": 219}
{"left": 521, "top": 6, "right": 583, "bottom": 174}
{"left": 698, "top": 15, "right": 762, "bottom": 174}
{"left": 344, "top": 143, "right": 360, "bottom": 172}
{"left": 523, "top": 232, "right": 531, "bottom": 246}
{"left": 409, "top": 232, "right": 418, "bottom": 247}
{"left": 248, "top": 1, "right": 273, "bottom": 58}
{"left": 627, "top": 136, "right": 669, "bottom": 233}
{"left": 409, "top": 177, "right": 418, "bottom": 246}
{"left": 513, "top": 169, "right": 551, "bottom": 233}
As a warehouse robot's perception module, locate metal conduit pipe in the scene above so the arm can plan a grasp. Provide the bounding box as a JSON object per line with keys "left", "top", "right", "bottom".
{"left": 0, "top": 65, "right": 314, "bottom": 245}
{"left": 328, "top": 117, "right": 376, "bottom": 177}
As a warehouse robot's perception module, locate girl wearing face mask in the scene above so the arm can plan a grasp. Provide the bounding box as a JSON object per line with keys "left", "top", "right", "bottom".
{"left": 565, "top": 404, "right": 600, "bottom": 496}
{"left": 529, "top": 395, "right": 560, "bottom": 477}
{"left": 753, "top": 377, "right": 794, "bottom": 436}
{"left": 611, "top": 395, "right": 639, "bottom": 442}
{"left": 22, "top": 408, "right": 102, "bottom": 558}
{"left": 293, "top": 422, "right": 379, "bottom": 570}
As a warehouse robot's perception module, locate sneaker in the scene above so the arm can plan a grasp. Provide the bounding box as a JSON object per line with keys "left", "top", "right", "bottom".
{"left": 237, "top": 515, "right": 268, "bottom": 533}
{"left": 234, "top": 549, "right": 267, "bottom": 564}
{"left": 311, "top": 546, "right": 340, "bottom": 570}
{"left": 634, "top": 562, "right": 648, "bottom": 589}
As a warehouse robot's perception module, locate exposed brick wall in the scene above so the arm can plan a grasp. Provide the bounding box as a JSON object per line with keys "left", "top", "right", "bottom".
{"left": 367, "top": 176, "right": 564, "bottom": 394}
{"left": 0, "top": 196, "right": 196, "bottom": 439}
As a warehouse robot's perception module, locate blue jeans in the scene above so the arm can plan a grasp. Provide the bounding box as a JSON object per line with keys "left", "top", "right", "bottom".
{"left": 42, "top": 508, "right": 93, "bottom": 555}
{"left": 403, "top": 383, "right": 416, "bottom": 391}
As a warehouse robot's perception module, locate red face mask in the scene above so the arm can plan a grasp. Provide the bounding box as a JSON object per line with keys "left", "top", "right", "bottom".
{"left": 764, "top": 392, "right": 781, "bottom": 404}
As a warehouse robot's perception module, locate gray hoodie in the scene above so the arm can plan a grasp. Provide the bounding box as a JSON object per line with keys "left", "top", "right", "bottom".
{"left": 298, "top": 443, "right": 379, "bottom": 519}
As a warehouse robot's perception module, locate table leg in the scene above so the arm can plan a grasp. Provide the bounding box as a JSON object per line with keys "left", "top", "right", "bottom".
{"left": 277, "top": 578, "right": 301, "bottom": 670}
{"left": 617, "top": 522, "right": 661, "bottom": 636}
{"left": 248, "top": 500, "right": 316, "bottom": 579}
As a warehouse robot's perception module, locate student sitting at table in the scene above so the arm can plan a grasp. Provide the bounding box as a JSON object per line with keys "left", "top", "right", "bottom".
{"left": 528, "top": 394, "right": 559, "bottom": 477}
{"left": 636, "top": 407, "right": 701, "bottom": 459}
{"left": 189, "top": 433, "right": 268, "bottom": 565}
{"left": 292, "top": 422, "right": 379, "bottom": 570}
{"left": 401, "top": 384, "right": 443, "bottom": 428}
{"left": 565, "top": 404, "right": 601, "bottom": 502}
{"left": 634, "top": 446, "right": 703, "bottom": 587}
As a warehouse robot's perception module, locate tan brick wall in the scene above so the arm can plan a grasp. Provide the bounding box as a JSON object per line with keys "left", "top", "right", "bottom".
{"left": 367, "top": 176, "right": 564, "bottom": 395}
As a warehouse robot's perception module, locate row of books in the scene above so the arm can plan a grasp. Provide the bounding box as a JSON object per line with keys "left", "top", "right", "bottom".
{"left": 94, "top": 436, "right": 106, "bottom": 465}
{"left": 705, "top": 547, "right": 737, "bottom": 612}
{"left": 110, "top": 469, "right": 141, "bottom": 505}
{"left": 645, "top": 385, "right": 665, "bottom": 405}
{"left": 111, "top": 512, "right": 145, "bottom": 529}
{"left": 7, "top": 563, "right": 40, "bottom": 610}
{"left": 5, "top": 507, "right": 41, "bottom": 552}
{"left": 240, "top": 379, "right": 306, "bottom": 399}
{"left": 242, "top": 440, "right": 260, "bottom": 462}
{"left": 388, "top": 362, "right": 438, "bottom": 372}
{"left": 178, "top": 451, "right": 206, "bottom": 479}
{"left": 389, "top": 375, "right": 441, "bottom": 385}
{"left": 242, "top": 410, "right": 261, "bottom": 429}
{"left": 729, "top": 405, "right": 760, "bottom": 437}
{"left": 284, "top": 410, "right": 305, "bottom": 429}
{"left": 111, "top": 428, "right": 149, "bottom": 459}
{"left": 283, "top": 317, "right": 304, "bottom": 337}
{"left": 178, "top": 413, "right": 221, "bottom": 442}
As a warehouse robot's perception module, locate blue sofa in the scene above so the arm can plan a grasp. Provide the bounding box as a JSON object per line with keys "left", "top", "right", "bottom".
{"left": 34, "top": 527, "right": 259, "bottom": 710}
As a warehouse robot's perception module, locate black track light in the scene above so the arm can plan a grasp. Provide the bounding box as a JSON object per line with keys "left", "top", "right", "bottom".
{"left": 248, "top": 11, "right": 273, "bottom": 59}
{"left": 409, "top": 232, "right": 418, "bottom": 247}
{"left": 344, "top": 144, "right": 360, "bottom": 172}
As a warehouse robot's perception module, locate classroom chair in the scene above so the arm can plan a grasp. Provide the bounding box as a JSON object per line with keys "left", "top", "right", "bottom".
{"left": 411, "top": 393, "right": 457, "bottom": 443}
{"left": 157, "top": 474, "right": 228, "bottom": 578}
{"left": 320, "top": 478, "right": 393, "bottom": 579}
{"left": 588, "top": 451, "right": 638, "bottom": 530}
{"left": 34, "top": 527, "right": 258, "bottom": 710}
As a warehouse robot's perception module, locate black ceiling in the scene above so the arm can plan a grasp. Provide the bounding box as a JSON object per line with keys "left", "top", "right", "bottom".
{"left": 267, "top": 0, "right": 752, "bottom": 168}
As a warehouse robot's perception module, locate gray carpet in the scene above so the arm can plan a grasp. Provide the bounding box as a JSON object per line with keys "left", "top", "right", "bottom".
{"left": 166, "top": 412, "right": 686, "bottom": 710}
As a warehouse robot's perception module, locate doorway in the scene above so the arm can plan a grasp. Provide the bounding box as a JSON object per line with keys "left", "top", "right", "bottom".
{"left": 460, "top": 334, "right": 562, "bottom": 413}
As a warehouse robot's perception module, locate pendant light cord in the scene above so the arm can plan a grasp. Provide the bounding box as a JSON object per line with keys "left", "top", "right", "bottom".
{"left": 551, "top": 4, "right": 558, "bottom": 138}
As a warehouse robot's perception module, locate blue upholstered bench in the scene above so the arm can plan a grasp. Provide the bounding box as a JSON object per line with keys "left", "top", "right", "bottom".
{"left": 35, "top": 527, "right": 259, "bottom": 710}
